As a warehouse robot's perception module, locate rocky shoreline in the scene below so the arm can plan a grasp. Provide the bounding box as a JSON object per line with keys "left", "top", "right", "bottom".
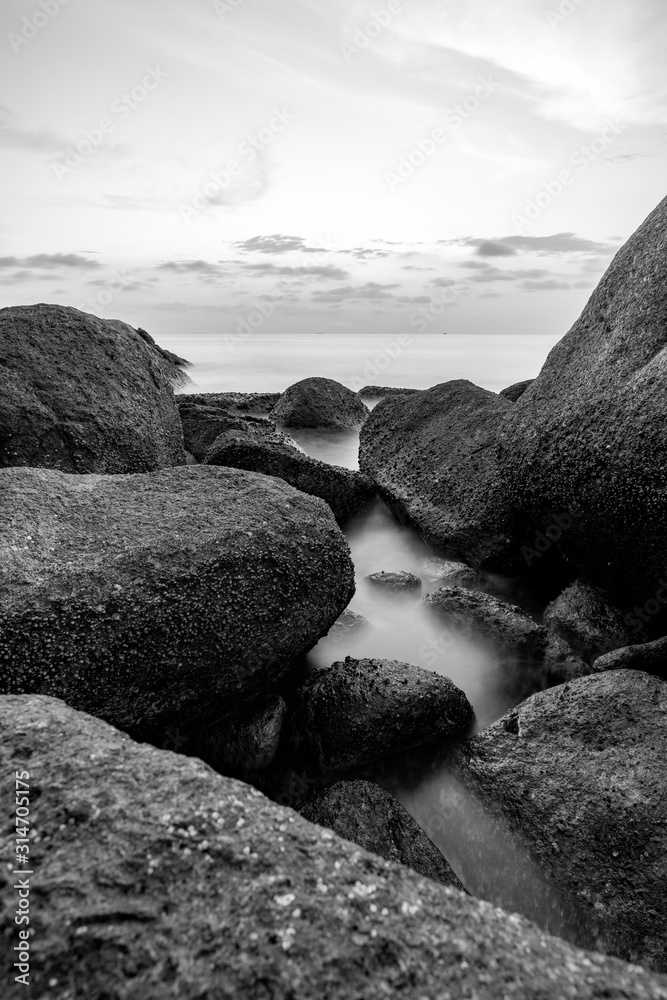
{"left": 1, "top": 195, "right": 667, "bottom": 997}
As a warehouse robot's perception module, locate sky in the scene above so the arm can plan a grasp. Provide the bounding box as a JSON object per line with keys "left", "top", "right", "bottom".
{"left": 0, "top": 0, "right": 665, "bottom": 344}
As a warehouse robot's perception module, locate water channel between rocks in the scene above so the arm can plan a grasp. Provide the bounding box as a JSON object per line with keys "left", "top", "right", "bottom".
{"left": 284, "top": 417, "right": 597, "bottom": 952}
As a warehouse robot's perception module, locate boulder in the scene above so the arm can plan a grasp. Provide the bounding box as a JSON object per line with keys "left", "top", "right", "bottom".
{"left": 423, "top": 587, "right": 590, "bottom": 686}
{"left": 421, "top": 557, "right": 486, "bottom": 588}
{"left": 288, "top": 657, "right": 474, "bottom": 773}
{"left": 209, "top": 696, "right": 287, "bottom": 774}
{"left": 499, "top": 379, "right": 533, "bottom": 401}
{"left": 4, "top": 696, "right": 667, "bottom": 1000}
{"left": 301, "top": 779, "right": 467, "bottom": 891}
{"left": 0, "top": 304, "right": 187, "bottom": 472}
{"left": 178, "top": 400, "right": 287, "bottom": 461}
{"left": 203, "top": 434, "right": 376, "bottom": 525}
{"left": 544, "top": 581, "right": 638, "bottom": 664}
{"left": 357, "top": 385, "right": 420, "bottom": 398}
{"left": 594, "top": 635, "right": 667, "bottom": 679}
{"left": 0, "top": 465, "right": 354, "bottom": 741}
{"left": 365, "top": 570, "right": 422, "bottom": 593}
{"left": 497, "top": 197, "right": 667, "bottom": 610}
{"left": 449, "top": 670, "right": 667, "bottom": 971}
{"left": 176, "top": 390, "right": 281, "bottom": 414}
{"left": 358, "top": 380, "right": 521, "bottom": 570}
{"left": 271, "top": 376, "right": 369, "bottom": 429}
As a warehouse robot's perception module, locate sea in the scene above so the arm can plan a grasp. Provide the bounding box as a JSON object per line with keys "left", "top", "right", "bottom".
{"left": 167, "top": 331, "right": 591, "bottom": 945}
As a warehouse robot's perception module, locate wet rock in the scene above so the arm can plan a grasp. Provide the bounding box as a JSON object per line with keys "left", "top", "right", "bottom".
{"left": 449, "top": 670, "right": 667, "bottom": 971}
{"left": 421, "top": 557, "right": 486, "bottom": 588}
{"left": 423, "top": 587, "right": 590, "bottom": 685}
{"left": 359, "top": 380, "right": 522, "bottom": 570}
{"left": 594, "top": 635, "right": 667, "bottom": 679}
{"left": 271, "top": 376, "right": 369, "bottom": 429}
{"left": 544, "top": 581, "right": 638, "bottom": 664}
{"left": 178, "top": 400, "right": 286, "bottom": 461}
{"left": 499, "top": 379, "right": 533, "bottom": 401}
{"left": 0, "top": 465, "right": 354, "bottom": 741}
{"left": 4, "top": 695, "right": 667, "bottom": 1000}
{"left": 212, "top": 696, "right": 286, "bottom": 774}
{"left": 0, "top": 304, "right": 187, "bottom": 472}
{"left": 498, "top": 197, "right": 667, "bottom": 611}
{"left": 327, "top": 608, "right": 369, "bottom": 638}
{"left": 288, "top": 657, "right": 474, "bottom": 773}
{"left": 177, "top": 390, "right": 281, "bottom": 414}
{"left": 203, "top": 434, "right": 376, "bottom": 525}
{"left": 301, "top": 779, "right": 467, "bottom": 891}
{"left": 357, "top": 385, "right": 420, "bottom": 398}
{"left": 365, "top": 570, "right": 422, "bottom": 593}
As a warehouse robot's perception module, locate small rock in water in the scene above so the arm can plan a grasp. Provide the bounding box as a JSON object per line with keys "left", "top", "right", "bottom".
{"left": 328, "top": 608, "right": 370, "bottom": 639}
{"left": 365, "top": 570, "right": 422, "bottom": 593}
{"left": 421, "top": 557, "right": 485, "bottom": 588}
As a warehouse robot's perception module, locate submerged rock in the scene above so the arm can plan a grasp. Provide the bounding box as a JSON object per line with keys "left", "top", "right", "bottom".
{"left": 423, "top": 587, "right": 590, "bottom": 685}
{"left": 544, "top": 580, "right": 638, "bottom": 664}
{"left": 288, "top": 657, "right": 474, "bottom": 773}
{"left": 421, "top": 557, "right": 486, "bottom": 588}
{"left": 301, "top": 779, "right": 467, "bottom": 891}
{"left": 178, "top": 400, "right": 286, "bottom": 461}
{"left": 0, "top": 465, "right": 354, "bottom": 741}
{"left": 499, "top": 379, "right": 533, "bottom": 401}
{"left": 4, "top": 696, "right": 667, "bottom": 1000}
{"left": 271, "top": 376, "right": 369, "bottom": 429}
{"left": 203, "top": 433, "right": 376, "bottom": 525}
{"left": 327, "top": 608, "right": 369, "bottom": 638}
{"left": 449, "top": 670, "right": 667, "bottom": 971}
{"left": 365, "top": 570, "right": 422, "bottom": 593}
{"left": 498, "top": 197, "right": 667, "bottom": 611}
{"left": 0, "top": 304, "right": 187, "bottom": 472}
{"left": 594, "top": 635, "right": 667, "bottom": 679}
{"left": 359, "top": 380, "right": 521, "bottom": 570}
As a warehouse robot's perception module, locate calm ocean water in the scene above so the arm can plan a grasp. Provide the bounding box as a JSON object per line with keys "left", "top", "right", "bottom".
{"left": 168, "top": 332, "right": 562, "bottom": 396}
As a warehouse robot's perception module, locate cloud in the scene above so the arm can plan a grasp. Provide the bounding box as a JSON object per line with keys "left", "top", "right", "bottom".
{"left": 311, "top": 282, "right": 400, "bottom": 302}
{"left": 474, "top": 240, "right": 518, "bottom": 258}
{"left": 0, "top": 108, "right": 63, "bottom": 155}
{"left": 233, "top": 235, "right": 328, "bottom": 254}
{"left": 0, "top": 254, "right": 101, "bottom": 270}
{"left": 157, "top": 260, "right": 221, "bottom": 275}
{"left": 520, "top": 279, "right": 571, "bottom": 291}
{"left": 239, "top": 262, "right": 350, "bottom": 280}
{"left": 443, "top": 233, "right": 616, "bottom": 256}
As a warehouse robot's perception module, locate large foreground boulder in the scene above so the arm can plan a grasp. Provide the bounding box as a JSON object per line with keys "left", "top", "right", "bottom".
{"left": 449, "top": 670, "right": 667, "bottom": 971}
{"left": 204, "top": 433, "right": 376, "bottom": 524}
{"left": 289, "top": 657, "right": 474, "bottom": 773}
{"left": 3, "top": 696, "right": 667, "bottom": 1000}
{"left": 271, "top": 376, "right": 369, "bottom": 428}
{"left": 301, "top": 779, "right": 467, "bottom": 891}
{"left": 0, "top": 304, "right": 187, "bottom": 472}
{"left": 359, "top": 380, "right": 521, "bottom": 569}
{"left": 0, "top": 466, "right": 354, "bottom": 740}
{"left": 497, "top": 197, "right": 667, "bottom": 609}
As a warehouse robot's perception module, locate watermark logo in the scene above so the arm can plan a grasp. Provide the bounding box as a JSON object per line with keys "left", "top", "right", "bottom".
{"left": 340, "top": 1, "right": 403, "bottom": 63}
{"left": 8, "top": 0, "right": 72, "bottom": 54}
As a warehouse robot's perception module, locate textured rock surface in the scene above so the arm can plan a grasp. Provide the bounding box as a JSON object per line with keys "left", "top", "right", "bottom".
{"left": 449, "top": 670, "right": 667, "bottom": 971}
{"left": 301, "top": 779, "right": 467, "bottom": 891}
{"left": 421, "top": 557, "right": 486, "bottom": 588}
{"left": 0, "top": 465, "right": 354, "bottom": 740}
{"left": 359, "top": 380, "right": 520, "bottom": 569}
{"left": 594, "top": 635, "right": 667, "bottom": 679}
{"left": 204, "top": 433, "right": 376, "bottom": 524}
{"left": 499, "top": 379, "right": 533, "bottom": 401}
{"left": 497, "top": 197, "right": 667, "bottom": 608}
{"left": 271, "top": 376, "right": 369, "bottom": 428}
{"left": 177, "top": 390, "right": 281, "bottom": 414}
{"left": 289, "top": 657, "right": 474, "bottom": 773}
{"left": 544, "top": 580, "right": 637, "bottom": 664}
{"left": 357, "top": 385, "right": 420, "bottom": 398}
{"left": 365, "top": 570, "right": 422, "bottom": 593}
{"left": 0, "top": 304, "right": 186, "bottom": 472}
{"left": 178, "top": 400, "right": 288, "bottom": 461}
{"left": 3, "top": 696, "right": 667, "bottom": 1000}
{"left": 423, "top": 587, "right": 590, "bottom": 685}
{"left": 327, "top": 608, "right": 369, "bottom": 638}
{"left": 213, "top": 696, "right": 287, "bottom": 774}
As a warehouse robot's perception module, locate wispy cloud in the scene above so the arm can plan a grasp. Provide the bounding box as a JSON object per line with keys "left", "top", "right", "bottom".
{"left": 0, "top": 253, "right": 101, "bottom": 270}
